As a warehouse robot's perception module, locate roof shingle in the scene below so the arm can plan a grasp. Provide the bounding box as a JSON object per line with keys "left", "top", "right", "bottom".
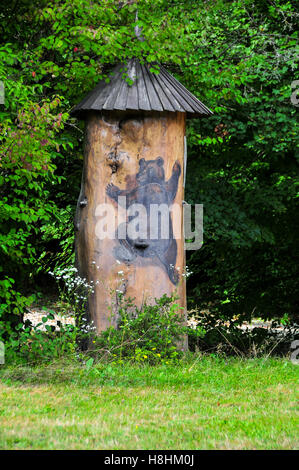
{"left": 71, "top": 59, "right": 212, "bottom": 118}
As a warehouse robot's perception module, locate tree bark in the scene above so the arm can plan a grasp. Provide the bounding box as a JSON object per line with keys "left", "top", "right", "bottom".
{"left": 75, "top": 110, "right": 186, "bottom": 345}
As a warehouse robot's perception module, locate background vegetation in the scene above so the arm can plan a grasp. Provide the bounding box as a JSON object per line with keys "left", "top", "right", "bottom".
{"left": 0, "top": 0, "right": 298, "bottom": 340}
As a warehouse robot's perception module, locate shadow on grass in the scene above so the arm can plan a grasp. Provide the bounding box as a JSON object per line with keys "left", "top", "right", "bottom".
{"left": 0, "top": 354, "right": 297, "bottom": 390}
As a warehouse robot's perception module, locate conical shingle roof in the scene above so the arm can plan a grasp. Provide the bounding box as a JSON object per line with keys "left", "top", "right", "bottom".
{"left": 71, "top": 59, "right": 212, "bottom": 118}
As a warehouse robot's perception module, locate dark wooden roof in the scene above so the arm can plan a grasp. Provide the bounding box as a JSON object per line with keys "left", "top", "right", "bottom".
{"left": 71, "top": 59, "right": 212, "bottom": 119}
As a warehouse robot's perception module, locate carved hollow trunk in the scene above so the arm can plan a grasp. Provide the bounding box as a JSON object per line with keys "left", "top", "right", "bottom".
{"left": 75, "top": 110, "right": 186, "bottom": 338}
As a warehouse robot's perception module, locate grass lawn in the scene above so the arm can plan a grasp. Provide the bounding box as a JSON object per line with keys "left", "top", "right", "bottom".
{"left": 0, "top": 356, "right": 298, "bottom": 450}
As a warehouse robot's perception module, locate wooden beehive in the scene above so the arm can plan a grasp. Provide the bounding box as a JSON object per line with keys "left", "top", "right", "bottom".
{"left": 71, "top": 59, "right": 212, "bottom": 335}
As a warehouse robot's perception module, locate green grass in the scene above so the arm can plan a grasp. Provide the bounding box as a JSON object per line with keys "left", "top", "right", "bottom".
{"left": 0, "top": 356, "right": 298, "bottom": 449}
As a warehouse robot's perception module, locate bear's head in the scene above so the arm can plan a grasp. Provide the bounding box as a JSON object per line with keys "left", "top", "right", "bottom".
{"left": 136, "top": 157, "right": 165, "bottom": 185}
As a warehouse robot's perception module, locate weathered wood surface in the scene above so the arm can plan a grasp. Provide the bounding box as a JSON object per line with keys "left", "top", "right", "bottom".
{"left": 71, "top": 58, "right": 213, "bottom": 118}
{"left": 75, "top": 110, "right": 186, "bottom": 335}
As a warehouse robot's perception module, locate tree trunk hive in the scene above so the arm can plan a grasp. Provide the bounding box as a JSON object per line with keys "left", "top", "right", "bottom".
{"left": 71, "top": 59, "right": 212, "bottom": 333}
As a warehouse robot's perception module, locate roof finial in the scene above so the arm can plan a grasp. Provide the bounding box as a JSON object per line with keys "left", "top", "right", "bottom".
{"left": 134, "top": 9, "right": 145, "bottom": 42}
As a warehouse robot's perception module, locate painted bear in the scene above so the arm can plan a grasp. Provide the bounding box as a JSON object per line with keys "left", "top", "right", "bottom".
{"left": 106, "top": 157, "right": 181, "bottom": 285}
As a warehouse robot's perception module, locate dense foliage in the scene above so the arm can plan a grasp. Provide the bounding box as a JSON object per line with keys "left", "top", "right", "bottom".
{"left": 0, "top": 0, "right": 298, "bottom": 338}
{"left": 94, "top": 293, "right": 191, "bottom": 364}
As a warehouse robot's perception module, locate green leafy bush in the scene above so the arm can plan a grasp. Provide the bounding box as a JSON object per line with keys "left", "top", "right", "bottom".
{"left": 90, "top": 294, "right": 189, "bottom": 364}
{"left": 187, "top": 309, "right": 299, "bottom": 357}
{"left": 4, "top": 312, "right": 78, "bottom": 364}
{"left": 0, "top": 98, "right": 69, "bottom": 337}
